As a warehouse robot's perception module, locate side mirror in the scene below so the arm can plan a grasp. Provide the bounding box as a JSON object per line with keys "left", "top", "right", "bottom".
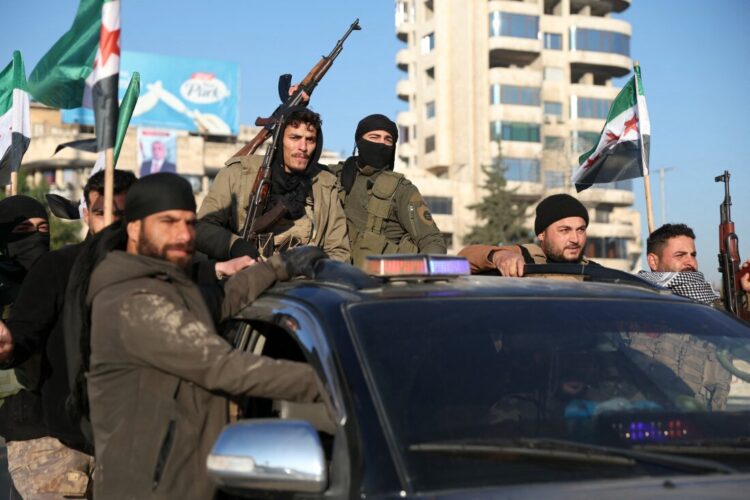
{"left": 207, "top": 419, "right": 327, "bottom": 493}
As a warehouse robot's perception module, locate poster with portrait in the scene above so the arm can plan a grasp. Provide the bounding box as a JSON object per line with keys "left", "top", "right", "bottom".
{"left": 137, "top": 128, "right": 178, "bottom": 178}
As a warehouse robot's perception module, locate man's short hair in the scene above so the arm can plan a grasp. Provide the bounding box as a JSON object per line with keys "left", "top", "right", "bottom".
{"left": 284, "top": 108, "right": 322, "bottom": 132}
{"left": 84, "top": 170, "right": 137, "bottom": 207}
{"left": 647, "top": 223, "right": 696, "bottom": 255}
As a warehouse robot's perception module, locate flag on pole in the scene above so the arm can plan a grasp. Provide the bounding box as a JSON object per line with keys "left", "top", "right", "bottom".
{"left": 0, "top": 51, "right": 31, "bottom": 187}
{"left": 27, "top": 0, "right": 120, "bottom": 152}
{"left": 572, "top": 67, "right": 651, "bottom": 192}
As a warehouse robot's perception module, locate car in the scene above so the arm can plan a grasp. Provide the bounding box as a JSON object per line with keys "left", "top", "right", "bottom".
{"left": 207, "top": 255, "right": 750, "bottom": 499}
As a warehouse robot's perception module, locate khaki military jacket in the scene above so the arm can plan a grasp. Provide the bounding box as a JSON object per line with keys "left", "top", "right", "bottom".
{"left": 197, "top": 155, "right": 350, "bottom": 262}
{"left": 86, "top": 251, "right": 321, "bottom": 499}
{"left": 331, "top": 161, "right": 447, "bottom": 267}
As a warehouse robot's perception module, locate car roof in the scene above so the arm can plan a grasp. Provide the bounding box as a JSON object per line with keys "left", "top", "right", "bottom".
{"left": 264, "top": 260, "right": 690, "bottom": 305}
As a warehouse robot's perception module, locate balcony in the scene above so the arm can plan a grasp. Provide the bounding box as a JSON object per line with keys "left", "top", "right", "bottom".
{"left": 577, "top": 185, "right": 635, "bottom": 206}
{"left": 396, "top": 48, "right": 413, "bottom": 72}
{"left": 396, "top": 19, "right": 413, "bottom": 43}
{"left": 489, "top": 37, "right": 541, "bottom": 68}
{"left": 397, "top": 110, "right": 417, "bottom": 127}
{"left": 396, "top": 78, "right": 416, "bottom": 102}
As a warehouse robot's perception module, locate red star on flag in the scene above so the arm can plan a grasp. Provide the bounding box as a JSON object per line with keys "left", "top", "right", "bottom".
{"left": 605, "top": 130, "right": 621, "bottom": 143}
{"left": 97, "top": 25, "right": 120, "bottom": 67}
{"left": 623, "top": 114, "right": 639, "bottom": 136}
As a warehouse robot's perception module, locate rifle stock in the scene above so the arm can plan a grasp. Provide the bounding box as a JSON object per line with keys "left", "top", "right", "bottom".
{"left": 715, "top": 171, "right": 750, "bottom": 320}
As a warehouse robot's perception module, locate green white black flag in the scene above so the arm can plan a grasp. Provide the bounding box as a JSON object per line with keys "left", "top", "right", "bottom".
{"left": 0, "top": 51, "right": 31, "bottom": 187}
{"left": 573, "top": 66, "right": 651, "bottom": 192}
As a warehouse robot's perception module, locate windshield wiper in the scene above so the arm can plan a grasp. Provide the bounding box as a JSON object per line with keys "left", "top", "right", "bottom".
{"left": 409, "top": 438, "right": 736, "bottom": 474}
{"left": 636, "top": 439, "right": 750, "bottom": 458}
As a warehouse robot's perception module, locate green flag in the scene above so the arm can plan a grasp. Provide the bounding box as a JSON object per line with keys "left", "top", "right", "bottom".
{"left": 0, "top": 51, "right": 31, "bottom": 187}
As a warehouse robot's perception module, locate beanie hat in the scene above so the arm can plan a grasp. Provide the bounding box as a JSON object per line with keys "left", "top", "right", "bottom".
{"left": 125, "top": 173, "right": 196, "bottom": 223}
{"left": 355, "top": 114, "right": 398, "bottom": 143}
{"left": 534, "top": 194, "right": 589, "bottom": 235}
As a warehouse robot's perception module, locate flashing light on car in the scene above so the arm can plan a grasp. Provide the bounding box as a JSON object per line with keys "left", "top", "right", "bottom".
{"left": 364, "top": 255, "right": 471, "bottom": 278}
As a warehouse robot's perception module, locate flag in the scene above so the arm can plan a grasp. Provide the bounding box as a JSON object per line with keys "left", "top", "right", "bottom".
{"left": 572, "top": 66, "right": 651, "bottom": 192}
{"left": 27, "top": 0, "right": 120, "bottom": 151}
{"left": 0, "top": 51, "right": 31, "bottom": 187}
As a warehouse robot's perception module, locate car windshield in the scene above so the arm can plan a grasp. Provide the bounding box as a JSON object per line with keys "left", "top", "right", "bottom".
{"left": 347, "top": 297, "right": 750, "bottom": 491}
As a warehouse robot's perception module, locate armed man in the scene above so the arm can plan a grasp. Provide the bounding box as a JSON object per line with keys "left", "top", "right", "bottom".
{"left": 76, "top": 173, "right": 326, "bottom": 498}
{"left": 196, "top": 106, "right": 350, "bottom": 262}
{"left": 330, "top": 114, "right": 446, "bottom": 267}
{"left": 459, "top": 193, "right": 597, "bottom": 276}
{"left": 638, "top": 223, "right": 750, "bottom": 309}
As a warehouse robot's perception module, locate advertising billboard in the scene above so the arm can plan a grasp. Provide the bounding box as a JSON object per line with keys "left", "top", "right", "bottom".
{"left": 62, "top": 51, "right": 239, "bottom": 135}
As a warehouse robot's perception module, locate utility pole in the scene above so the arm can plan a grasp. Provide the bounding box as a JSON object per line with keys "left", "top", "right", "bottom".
{"left": 657, "top": 167, "right": 675, "bottom": 225}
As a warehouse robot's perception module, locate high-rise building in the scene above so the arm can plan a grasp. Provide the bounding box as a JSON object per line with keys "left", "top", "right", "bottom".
{"left": 394, "top": 0, "right": 641, "bottom": 270}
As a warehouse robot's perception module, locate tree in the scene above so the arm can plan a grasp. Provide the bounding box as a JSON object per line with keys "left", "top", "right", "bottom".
{"left": 2, "top": 168, "right": 83, "bottom": 250}
{"left": 463, "top": 162, "right": 531, "bottom": 246}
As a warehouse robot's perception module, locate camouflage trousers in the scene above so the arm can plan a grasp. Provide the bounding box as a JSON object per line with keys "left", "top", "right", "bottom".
{"left": 6, "top": 437, "right": 94, "bottom": 499}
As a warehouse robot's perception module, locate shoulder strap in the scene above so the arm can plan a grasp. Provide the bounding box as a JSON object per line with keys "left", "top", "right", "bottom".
{"left": 365, "top": 172, "right": 404, "bottom": 235}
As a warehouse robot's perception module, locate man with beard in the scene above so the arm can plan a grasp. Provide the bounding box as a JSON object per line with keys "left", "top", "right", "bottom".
{"left": 196, "top": 106, "right": 349, "bottom": 261}
{"left": 84, "top": 173, "right": 325, "bottom": 499}
{"left": 459, "top": 194, "right": 594, "bottom": 276}
{"left": 330, "top": 114, "right": 446, "bottom": 266}
{"left": 638, "top": 223, "right": 750, "bottom": 307}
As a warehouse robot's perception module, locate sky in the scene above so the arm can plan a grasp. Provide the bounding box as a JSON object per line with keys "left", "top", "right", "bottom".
{"left": 3, "top": 0, "right": 749, "bottom": 282}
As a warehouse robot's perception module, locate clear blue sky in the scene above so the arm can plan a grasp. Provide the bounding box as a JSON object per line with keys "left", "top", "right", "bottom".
{"left": 3, "top": 0, "right": 749, "bottom": 281}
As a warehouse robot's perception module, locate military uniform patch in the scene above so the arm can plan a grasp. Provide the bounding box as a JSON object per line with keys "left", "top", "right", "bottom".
{"left": 417, "top": 205, "right": 433, "bottom": 223}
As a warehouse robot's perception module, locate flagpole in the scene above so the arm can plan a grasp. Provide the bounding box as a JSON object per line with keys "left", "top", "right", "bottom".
{"left": 103, "top": 148, "right": 114, "bottom": 226}
{"left": 633, "top": 61, "right": 654, "bottom": 234}
{"left": 10, "top": 171, "right": 17, "bottom": 195}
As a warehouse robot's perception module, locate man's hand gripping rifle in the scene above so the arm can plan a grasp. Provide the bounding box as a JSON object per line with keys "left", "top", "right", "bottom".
{"left": 715, "top": 170, "right": 750, "bottom": 320}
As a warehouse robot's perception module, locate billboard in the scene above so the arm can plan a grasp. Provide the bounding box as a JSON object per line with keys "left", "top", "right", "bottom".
{"left": 62, "top": 51, "right": 239, "bottom": 135}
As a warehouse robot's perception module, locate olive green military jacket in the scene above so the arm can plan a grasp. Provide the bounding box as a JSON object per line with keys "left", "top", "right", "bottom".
{"left": 331, "top": 161, "right": 447, "bottom": 267}
{"left": 197, "top": 155, "right": 350, "bottom": 262}
{"left": 86, "top": 251, "right": 321, "bottom": 499}
{"left": 459, "top": 243, "right": 592, "bottom": 274}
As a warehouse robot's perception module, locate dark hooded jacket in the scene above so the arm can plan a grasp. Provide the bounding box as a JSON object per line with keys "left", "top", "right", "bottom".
{"left": 86, "top": 250, "right": 321, "bottom": 499}
{"left": 195, "top": 108, "right": 350, "bottom": 262}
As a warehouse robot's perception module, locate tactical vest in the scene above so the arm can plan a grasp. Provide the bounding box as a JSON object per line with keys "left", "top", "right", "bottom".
{"left": 342, "top": 170, "right": 418, "bottom": 267}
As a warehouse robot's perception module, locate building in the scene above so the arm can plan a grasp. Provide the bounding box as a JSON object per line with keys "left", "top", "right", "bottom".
{"left": 19, "top": 103, "right": 342, "bottom": 210}
{"left": 394, "top": 0, "right": 641, "bottom": 270}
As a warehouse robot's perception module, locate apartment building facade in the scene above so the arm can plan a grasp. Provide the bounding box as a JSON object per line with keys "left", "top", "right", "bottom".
{"left": 394, "top": 0, "right": 641, "bottom": 270}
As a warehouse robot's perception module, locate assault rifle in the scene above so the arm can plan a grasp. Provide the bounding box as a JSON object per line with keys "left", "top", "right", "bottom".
{"left": 235, "top": 19, "right": 361, "bottom": 249}
{"left": 715, "top": 170, "right": 750, "bottom": 320}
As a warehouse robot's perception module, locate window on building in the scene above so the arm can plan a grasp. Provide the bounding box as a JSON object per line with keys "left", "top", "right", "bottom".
{"left": 543, "top": 32, "right": 562, "bottom": 50}
{"left": 595, "top": 204, "right": 613, "bottom": 223}
{"left": 544, "top": 101, "right": 563, "bottom": 117}
{"left": 492, "top": 84, "right": 541, "bottom": 106}
{"left": 570, "top": 27, "right": 630, "bottom": 56}
{"left": 421, "top": 32, "right": 435, "bottom": 54}
{"left": 491, "top": 121, "right": 541, "bottom": 142}
{"left": 425, "top": 66, "right": 435, "bottom": 83}
{"left": 399, "top": 125, "right": 410, "bottom": 144}
{"left": 544, "top": 66, "right": 564, "bottom": 82}
{"left": 395, "top": 0, "right": 410, "bottom": 26}
{"left": 425, "top": 135, "right": 436, "bottom": 153}
{"left": 544, "top": 171, "right": 566, "bottom": 188}
{"left": 181, "top": 175, "right": 203, "bottom": 194}
{"left": 499, "top": 157, "right": 541, "bottom": 182}
{"left": 585, "top": 237, "right": 628, "bottom": 260}
{"left": 571, "top": 130, "right": 600, "bottom": 153}
{"left": 543, "top": 136, "right": 565, "bottom": 150}
{"left": 575, "top": 97, "right": 612, "bottom": 120}
{"left": 489, "top": 12, "right": 539, "bottom": 39}
{"left": 425, "top": 101, "right": 436, "bottom": 119}
{"left": 425, "top": 196, "right": 452, "bottom": 215}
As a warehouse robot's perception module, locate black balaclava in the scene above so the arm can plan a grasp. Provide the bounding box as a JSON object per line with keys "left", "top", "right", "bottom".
{"left": 124, "top": 173, "right": 196, "bottom": 223}
{"left": 268, "top": 106, "right": 322, "bottom": 220}
{"left": 355, "top": 114, "right": 399, "bottom": 170}
{"left": 0, "top": 195, "right": 50, "bottom": 271}
{"left": 342, "top": 114, "right": 399, "bottom": 193}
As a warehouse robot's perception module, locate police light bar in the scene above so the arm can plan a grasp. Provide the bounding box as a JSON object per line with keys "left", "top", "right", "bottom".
{"left": 363, "top": 255, "right": 471, "bottom": 278}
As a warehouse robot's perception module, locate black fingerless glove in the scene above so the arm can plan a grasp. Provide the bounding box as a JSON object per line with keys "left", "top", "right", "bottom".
{"left": 280, "top": 246, "right": 328, "bottom": 279}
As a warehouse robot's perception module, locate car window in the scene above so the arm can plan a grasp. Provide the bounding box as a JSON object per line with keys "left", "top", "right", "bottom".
{"left": 348, "top": 298, "right": 750, "bottom": 491}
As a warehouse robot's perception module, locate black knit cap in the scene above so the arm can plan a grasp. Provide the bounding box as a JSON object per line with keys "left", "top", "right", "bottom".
{"left": 534, "top": 194, "right": 589, "bottom": 235}
{"left": 125, "top": 173, "right": 196, "bottom": 223}
{"left": 0, "top": 195, "right": 48, "bottom": 237}
{"left": 355, "top": 114, "right": 398, "bottom": 143}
